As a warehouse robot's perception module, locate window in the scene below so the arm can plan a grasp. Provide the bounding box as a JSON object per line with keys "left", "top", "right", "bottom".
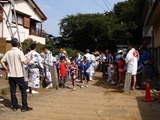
{"left": 12, "top": 13, "right": 23, "bottom": 25}
{"left": 23, "top": 16, "right": 30, "bottom": 28}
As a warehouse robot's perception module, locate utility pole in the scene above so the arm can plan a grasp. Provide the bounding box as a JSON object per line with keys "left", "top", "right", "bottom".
{"left": 0, "top": 0, "right": 22, "bottom": 50}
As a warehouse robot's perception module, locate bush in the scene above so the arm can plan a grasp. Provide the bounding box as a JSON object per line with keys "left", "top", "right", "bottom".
{"left": 65, "top": 48, "right": 77, "bottom": 57}
{"left": 22, "top": 38, "right": 44, "bottom": 54}
{"left": 52, "top": 48, "right": 84, "bottom": 58}
{"left": 52, "top": 49, "right": 60, "bottom": 56}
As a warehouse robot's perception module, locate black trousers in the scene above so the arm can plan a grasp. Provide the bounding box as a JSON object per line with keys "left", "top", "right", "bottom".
{"left": 9, "top": 77, "right": 28, "bottom": 109}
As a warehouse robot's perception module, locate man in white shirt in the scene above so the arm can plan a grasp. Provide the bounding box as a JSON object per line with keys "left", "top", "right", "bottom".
{"left": 1, "top": 38, "right": 33, "bottom": 112}
{"left": 125, "top": 44, "right": 139, "bottom": 90}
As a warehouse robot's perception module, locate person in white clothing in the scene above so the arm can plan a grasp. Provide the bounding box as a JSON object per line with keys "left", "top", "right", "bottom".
{"left": 84, "top": 49, "right": 93, "bottom": 80}
{"left": 25, "top": 44, "right": 43, "bottom": 94}
{"left": 43, "top": 47, "right": 53, "bottom": 89}
{"left": 89, "top": 54, "right": 96, "bottom": 80}
{"left": 125, "top": 44, "right": 139, "bottom": 90}
{"left": 84, "top": 49, "right": 92, "bottom": 61}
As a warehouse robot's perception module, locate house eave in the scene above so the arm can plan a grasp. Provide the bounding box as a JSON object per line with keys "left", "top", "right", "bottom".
{"left": 27, "top": 0, "right": 47, "bottom": 21}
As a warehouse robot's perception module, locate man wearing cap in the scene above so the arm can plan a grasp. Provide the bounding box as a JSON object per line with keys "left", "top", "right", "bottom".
{"left": 115, "top": 50, "right": 123, "bottom": 64}
{"left": 0, "top": 38, "right": 33, "bottom": 112}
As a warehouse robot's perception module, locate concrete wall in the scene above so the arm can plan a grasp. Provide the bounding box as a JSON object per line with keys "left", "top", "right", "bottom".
{"left": 2, "top": 0, "right": 45, "bottom": 44}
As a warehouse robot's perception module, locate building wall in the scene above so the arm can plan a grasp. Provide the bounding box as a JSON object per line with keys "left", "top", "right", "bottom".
{"left": 2, "top": 0, "right": 45, "bottom": 44}
{"left": 154, "top": 19, "right": 160, "bottom": 74}
{"left": 28, "top": 35, "right": 46, "bottom": 44}
{"left": 14, "top": 0, "right": 42, "bottom": 22}
{"left": 154, "top": 20, "right": 160, "bottom": 48}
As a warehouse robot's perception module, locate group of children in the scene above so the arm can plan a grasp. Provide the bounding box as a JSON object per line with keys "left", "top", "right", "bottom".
{"left": 58, "top": 55, "right": 91, "bottom": 91}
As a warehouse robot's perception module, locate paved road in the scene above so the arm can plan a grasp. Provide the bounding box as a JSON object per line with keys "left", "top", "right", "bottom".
{"left": 0, "top": 72, "right": 160, "bottom": 120}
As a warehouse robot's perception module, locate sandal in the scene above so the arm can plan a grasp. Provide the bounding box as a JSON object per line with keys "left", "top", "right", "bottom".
{"left": 71, "top": 88, "right": 76, "bottom": 91}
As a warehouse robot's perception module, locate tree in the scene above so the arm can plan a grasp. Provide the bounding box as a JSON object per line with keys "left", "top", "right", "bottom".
{"left": 22, "top": 38, "right": 44, "bottom": 54}
{"left": 59, "top": 0, "right": 145, "bottom": 52}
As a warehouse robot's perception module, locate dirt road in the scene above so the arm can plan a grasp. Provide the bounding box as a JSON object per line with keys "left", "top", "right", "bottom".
{"left": 0, "top": 72, "right": 160, "bottom": 120}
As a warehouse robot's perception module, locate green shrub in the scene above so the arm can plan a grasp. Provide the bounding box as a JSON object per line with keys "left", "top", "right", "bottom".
{"left": 22, "top": 38, "right": 44, "bottom": 54}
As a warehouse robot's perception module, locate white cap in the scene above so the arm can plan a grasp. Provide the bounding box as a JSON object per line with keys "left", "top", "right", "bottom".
{"left": 118, "top": 50, "right": 122, "bottom": 53}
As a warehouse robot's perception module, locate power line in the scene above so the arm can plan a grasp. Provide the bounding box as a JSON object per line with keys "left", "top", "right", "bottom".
{"left": 92, "top": 0, "right": 106, "bottom": 11}
{"left": 105, "top": 0, "right": 112, "bottom": 6}
{"left": 102, "top": 0, "right": 110, "bottom": 11}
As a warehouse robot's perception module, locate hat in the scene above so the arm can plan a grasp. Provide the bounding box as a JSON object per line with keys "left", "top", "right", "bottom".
{"left": 86, "top": 49, "right": 90, "bottom": 53}
{"left": 117, "top": 50, "right": 122, "bottom": 54}
{"left": 63, "top": 50, "right": 67, "bottom": 54}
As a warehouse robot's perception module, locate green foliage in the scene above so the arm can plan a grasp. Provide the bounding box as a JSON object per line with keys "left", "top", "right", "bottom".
{"left": 22, "top": 38, "right": 44, "bottom": 54}
{"left": 65, "top": 48, "right": 78, "bottom": 57}
{"left": 52, "top": 48, "right": 60, "bottom": 56}
{"left": 59, "top": 0, "right": 145, "bottom": 52}
{"left": 51, "top": 48, "right": 83, "bottom": 57}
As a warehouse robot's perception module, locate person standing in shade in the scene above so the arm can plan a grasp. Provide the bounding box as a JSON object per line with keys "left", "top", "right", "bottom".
{"left": 141, "top": 47, "right": 150, "bottom": 83}
{"left": 0, "top": 38, "right": 33, "bottom": 112}
{"left": 105, "top": 50, "right": 113, "bottom": 82}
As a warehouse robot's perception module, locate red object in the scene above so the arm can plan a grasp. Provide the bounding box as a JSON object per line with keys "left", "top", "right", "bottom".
{"left": 143, "top": 83, "right": 154, "bottom": 102}
{"left": 118, "top": 60, "right": 125, "bottom": 75}
{"left": 133, "top": 50, "right": 139, "bottom": 58}
{"left": 58, "top": 63, "right": 67, "bottom": 77}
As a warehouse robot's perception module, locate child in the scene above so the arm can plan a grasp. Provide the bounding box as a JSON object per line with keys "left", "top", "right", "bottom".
{"left": 116, "top": 57, "right": 125, "bottom": 88}
{"left": 58, "top": 56, "right": 67, "bottom": 88}
{"left": 79, "top": 59, "right": 85, "bottom": 82}
{"left": 69, "top": 57, "right": 78, "bottom": 91}
{"left": 81, "top": 56, "right": 91, "bottom": 88}
{"left": 110, "top": 62, "right": 116, "bottom": 85}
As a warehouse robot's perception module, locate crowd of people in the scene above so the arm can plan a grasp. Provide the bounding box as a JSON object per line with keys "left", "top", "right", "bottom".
{"left": 98, "top": 44, "right": 154, "bottom": 91}
{"left": 0, "top": 38, "right": 154, "bottom": 112}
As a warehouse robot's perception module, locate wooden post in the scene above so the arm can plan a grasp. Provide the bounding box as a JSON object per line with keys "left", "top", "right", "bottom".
{"left": 50, "top": 65, "right": 59, "bottom": 90}
{"left": 124, "top": 72, "right": 132, "bottom": 94}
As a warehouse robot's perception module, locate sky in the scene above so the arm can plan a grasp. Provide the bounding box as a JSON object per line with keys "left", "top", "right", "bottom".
{"left": 34, "top": 0, "right": 125, "bottom": 36}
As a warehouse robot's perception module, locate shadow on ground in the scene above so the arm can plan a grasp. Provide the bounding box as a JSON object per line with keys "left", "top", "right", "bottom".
{"left": 136, "top": 96, "right": 160, "bottom": 120}
{"left": 93, "top": 73, "right": 123, "bottom": 93}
